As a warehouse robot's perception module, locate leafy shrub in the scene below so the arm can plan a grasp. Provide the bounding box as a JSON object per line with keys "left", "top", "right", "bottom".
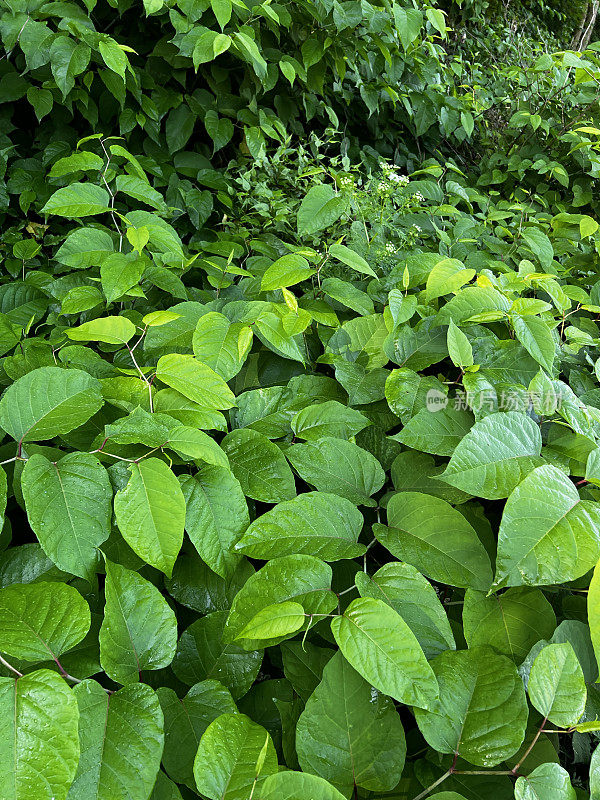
{"left": 1, "top": 0, "right": 600, "bottom": 799}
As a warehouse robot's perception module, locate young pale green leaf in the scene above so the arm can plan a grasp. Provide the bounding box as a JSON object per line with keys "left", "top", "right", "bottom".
{"left": 22, "top": 452, "right": 112, "bottom": 580}
{"left": 296, "top": 651, "right": 406, "bottom": 795}
{"left": 237, "top": 601, "right": 305, "bottom": 642}
{"left": 234, "top": 491, "right": 364, "bottom": 561}
{"left": 463, "top": 587, "right": 555, "bottom": 662}
{"left": 172, "top": 612, "right": 262, "bottom": 698}
{"left": 193, "top": 713, "right": 279, "bottom": 800}
{"left": 0, "top": 581, "right": 89, "bottom": 665}
{"left": 0, "top": 366, "right": 103, "bottom": 442}
{"left": 0, "top": 670, "right": 80, "bottom": 800}
{"left": 384, "top": 368, "right": 447, "bottom": 424}
{"left": 68, "top": 680, "right": 164, "bottom": 800}
{"left": 297, "top": 185, "right": 346, "bottom": 235}
{"left": 67, "top": 316, "right": 137, "bottom": 345}
{"left": 494, "top": 465, "right": 600, "bottom": 588}
{"left": 447, "top": 320, "right": 473, "bottom": 368}
{"left": 258, "top": 771, "right": 347, "bottom": 800}
{"left": 286, "top": 437, "right": 385, "bottom": 506}
{"left": 377, "top": 492, "right": 493, "bottom": 590}
{"left": 439, "top": 411, "right": 544, "bottom": 500}
{"left": 99, "top": 560, "right": 177, "bottom": 684}
{"left": 224, "top": 555, "right": 336, "bottom": 649}
{"left": 355, "top": 562, "right": 455, "bottom": 658}
{"left": 192, "top": 312, "right": 251, "bottom": 380}
{"left": 394, "top": 405, "right": 473, "bottom": 456}
{"left": 514, "top": 762, "right": 576, "bottom": 800}
{"left": 221, "top": 428, "right": 296, "bottom": 503}
{"left": 114, "top": 458, "right": 185, "bottom": 577}
{"left": 330, "top": 597, "right": 439, "bottom": 710}
{"left": 156, "top": 353, "right": 236, "bottom": 410}
{"left": 260, "top": 254, "right": 315, "bottom": 291}
{"left": 527, "top": 643, "right": 586, "bottom": 727}
{"left": 158, "top": 680, "right": 237, "bottom": 789}
{"left": 100, "top": 253, "right": 145, "bottom": 303}
{"left": 414, "top": 647, "right": 529, "bottom": 767}
{"left": 166, "top": 425, "right": 229, "bottom": 468}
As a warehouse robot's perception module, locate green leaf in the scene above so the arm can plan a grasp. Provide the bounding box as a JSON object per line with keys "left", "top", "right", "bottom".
{"left": 328, "top": 243, "right": 377, "bottom": 278}
{"left": 0, "top": 669, "right": 80, "bottom": 800}
{"left": 494, "top": 464, "right": 600, "bottom": 588}
{"left": 463, "top": 587, "right": 556, "bottom": 661}
{"left": 116, "top": 175, "right": 167, "bottom": 211}
{"left": 522, "top": 227, "right": 554, "bottom": 269}
{"left": 204, "top": 110, "right": 234, "bottom": 153}
{"left": 41, "top": 183, "right": 110, "bottom": 217}
{"left": 193, "top": 713, "right": 278, "bottom": 800}
{"left": 261, "top": 254, "right": 315, "bottom": 291}
{"left": 99, "top": 560, "right": 177, "bottom": 684}
{"left": 286, "top": 437, "right": 385, "bottom": 506}
{"left": 221, "top": 428, "right": 296, "bottom": 503}
{"left": 439, "top": 411, "right": 544, "bottom": 500}
{"left": 114, "top": 458, "right": 185, "bottom": 577}
{"left": 224, "top": 555, "right": 336, "bottom": 649}
{"left": 291, "top": 401, "right": 370, "bottom": 441}
{"left": 414, "top": 647, "right": 529, "bottom": 767}
{"left": 296, "top": 651, "right": 405, "bottom": 795}
{"left": 68, "top": 680, "right": 164, "bottom": 800}
{"left": 180, "top": 466, "right": 248, "bottom": 579}
{"left": 166, "top": 425, "right": 229, "bottom": 468}
{"left": 376, "top": 492, "right": 493, "bottom": 590}
{"left": 0, "top": 366, "right": 103, "bottom": 442}
{"left": 237, "top": 601, "right": 305, "bottom": 641}
{"left": 49, "top": 151, "right": 104, "bottom": 177}
{"left": 394, "top": 405, "right": 473, "bottom": 456}
{"left": 158, "top": 680, "right": 237, "bottom": 789}
{"left": 156, "top": 353, "right": 236, "bottom": 410}
{"left": 100, "top": 253, "right": 145, "bottom": 303}
{"left": 172, "top": 612, "right": 262, "bottom": 697}
{"left": 68, "top": 316, "right": 137, "bottom": 345}
{"left": 98, "top": 38, "right": 128, "bottom": 78}
{"left": 512, "top": 314, "right": 555, "bottom": 372}
{"left": 297, "top": 185, "right": 346, "bottom": 235}
{"left": 514, "top": 763, "right": 576, "bottom": 800}
{"left": 258, "top": 771, "right": 347, "bottom": 800}
{"left": 447, "top": 320, "right": 473, "bottom": 368}
{"left": 0, "top": 581, "right": 90, "bottom": 661}
{"left": 355, "top": 562, "right": 455, "bottom": 658}
{"left": 22, "top": 452, "right": 112, "bottom": 580}
{"left": 55, "top": 228, "right": 114, "bottom": 268}
{"left": 234, "top": 491, "right": 365, "bottom": 561}
{"left": 192, "top": 312, "right": 251, "bottom": 380}
{"left": 527, "top": 643, "right": 586, "bottom": 727}
{"left": 330, "top": 597, "right": 439, "bottom": 710}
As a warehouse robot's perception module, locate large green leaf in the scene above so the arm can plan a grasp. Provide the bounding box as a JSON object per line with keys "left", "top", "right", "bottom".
{"left": 234, "top": 491, "right": 365, "bottom": 561}
{"left": 192, "top": 311, "right": 251, "bottom": 380}
{"left": 158, "top": 680, "right": 237, "bottom": 789}
{"left": 22, "top": 452, "right": 112, "bottom": 580}
{"left": 296, "top": 651, "right": 406, "bottom": 795}
{"left": 193, "top": 713, "right": 279, "bottom": 800}
{"left": 286, "top": 437, "right": 385, "bottom": 506}
{"left": 99, "top": 560, "right": 177, "bottom": 684}
{"left": 0, "top": 669, "right": 80, "bottom": 800}
{"left": 0, "top": 366, "right": 103, "bottom": 442}
{"left": 291, "top": 401, "right": 370, "bottom": 441}
{"left": 330, "top": 597, "right": 439, "bottom": 710}
{"left": 355, "top": 562, "right": 455, "bottom": 658}
{"left": 221, "top": 428, "right": 296, "bottom": 503}
{"left": 376, "top": 492, "right": 493, "bottom": 590}
{"left": 114, "top": 458, "right": 185, "bottom": 577}
{"left": 439, "top": 411, "right": 543, "bottom": 499}
{"left": 180, "top": 467, "right": 248, "bottom": 579}
{"left": 41, "top": 183, "right": 110, "bottom": 217}
{"left": 258, "top": 771, "right": 347, "bottom": 800}
{"left": 224, "top": 554, "right": 336, "bottom": 649}
{"left": 172, "top": 612, "right": 262, "bottom": 698}
{"left": 514, "top": 763, "right": 576, "bottom": 800}
{"left": 527, "top": 643, "right": 586, "bottom": 727}
{"left": 394, "top": 405, "right": 473, "bottom": 456}
{"left": 297, "top": 184, "right": 346, "bottom": 235}
{"left": 494, "top": 464, "right": 600, "bottom": 588}
{"left": 512, "top": 314, "right": 555, "bottom": 372}
{"left": 0, "top": 581, "right": 90, "bottom": 662}
{"left": 462, "top": 587, "right": 556, "bottom": 661}
{"left": 156, "top": 353, "right": 236, "bottom": 409}
{"left": 414, "top": 647, "right": 528, "bottom": 767}
{"left": 68, "top": 680, "right": 163, "bottom": 800}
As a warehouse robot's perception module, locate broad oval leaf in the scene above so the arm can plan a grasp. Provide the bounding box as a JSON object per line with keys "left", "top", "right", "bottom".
{"left": 258, "top": 771, "right": 347, "bottom": 800}
{"left": 221, "top": 428, "right": 296, "bottom": 503}
{"left": 514, "top": 763, "right": 576, "bottom": 800}
{"left": 527, "top": 643, "right": 586, "bottom": 727}
{"left": 237, "top": 601, "right": 305, "bottom": 641}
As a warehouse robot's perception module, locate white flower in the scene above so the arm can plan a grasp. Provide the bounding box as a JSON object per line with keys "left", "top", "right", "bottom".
{"left": 385, "top": 242, "right": 396, "bottom": 253}
{"left": 413, "top": 191, "right": 424, "bottom": 202}
{"left": 377, "top": 181, "right": 388, "bottom": 192}
{"left": 413, "top": 224, "right": 422, "bottom": 232}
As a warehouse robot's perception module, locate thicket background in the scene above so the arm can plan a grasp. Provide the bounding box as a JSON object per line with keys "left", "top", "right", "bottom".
{"left": 2, "top": 0, "right": 600, "bottom": 799}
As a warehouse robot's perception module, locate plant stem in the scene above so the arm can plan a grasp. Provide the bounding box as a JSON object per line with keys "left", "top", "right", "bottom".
{"left": 411, "top": 770, "right": 451, "bottom": 800}
{"left": 511, "top": 717, "right": 548, "bottom": 774}
{"left": 0, "top": 653, "right": 23, "bottom": 678}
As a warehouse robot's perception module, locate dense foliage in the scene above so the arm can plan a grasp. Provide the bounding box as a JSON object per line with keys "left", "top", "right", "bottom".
{"left": 3, "top": 0, "right": 600, "bottom": 798}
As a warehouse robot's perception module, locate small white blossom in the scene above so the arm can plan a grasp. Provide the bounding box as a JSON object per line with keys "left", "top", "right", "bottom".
{"left": 413, "top": 224, "right": 422, "bottom": 232}
{"left": 389, "top": 173, "right": 409, "bottom": 186}
{"left": 385, "top": 242, "right": 396, "bottom": 253}
{"left": 413, "top": 191, "right": 424, "bottom": 202}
